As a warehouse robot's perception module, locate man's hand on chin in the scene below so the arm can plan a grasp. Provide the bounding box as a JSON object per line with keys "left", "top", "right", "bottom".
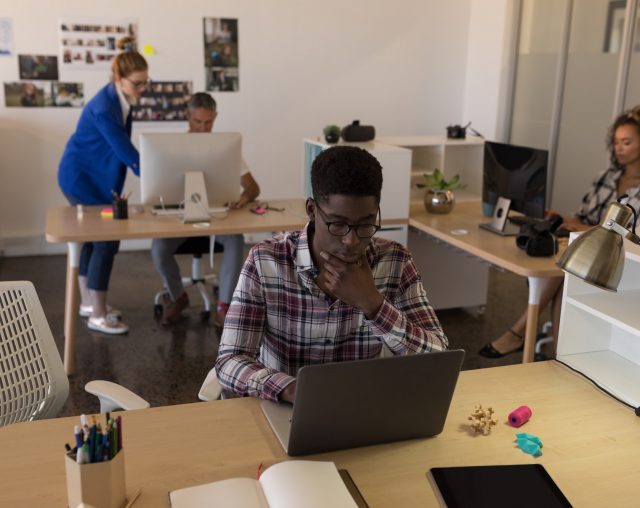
{"left": 319, "top": 250, "right": 383, "bottom": 319}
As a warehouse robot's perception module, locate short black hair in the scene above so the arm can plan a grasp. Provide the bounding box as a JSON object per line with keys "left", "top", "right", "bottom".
{"left": 188, "top": 92, "right": 216, "bottom": 111}
{"left": 311, "top": 146, "right": 383, "bottom": 204}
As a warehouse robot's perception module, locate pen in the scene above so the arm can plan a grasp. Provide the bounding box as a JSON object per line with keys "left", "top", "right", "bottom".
{"left": 89, "top": 424, "right": 97, "bottom": 463}
{"left": 116, "top": 415, "right": 123, "bottom": 451}
{"left": 74, "top": 425, "right": 83, "bottom": 449}
{"left": 102, "top": 431, "right": 109, "bottom": 461}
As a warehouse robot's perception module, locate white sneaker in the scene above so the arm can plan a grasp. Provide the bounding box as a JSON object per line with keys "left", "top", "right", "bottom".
{"left": 87, "top": 315, "right": 129, "bottom": 335}
{"left": 79, "top": 304, "right": 122, "bottom": 319}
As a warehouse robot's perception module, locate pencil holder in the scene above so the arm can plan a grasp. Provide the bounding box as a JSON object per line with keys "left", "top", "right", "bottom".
{"left": 112, "top": 199, "right": 128, "bottom": 220}
{"left": 65, "top": 449, "right": 127, "bottom": 508}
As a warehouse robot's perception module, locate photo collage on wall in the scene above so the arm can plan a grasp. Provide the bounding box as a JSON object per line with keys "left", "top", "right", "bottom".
{"left": 203, "top": 17, "right": 239, "bottom": 92}
{"left": 59, "top": 19, "right": 138, "bottom": 69}
{"left": 3, "top": 16, "right": 239, "bottom": 114}
{"left": 132, "top": 81, "right": 193, "bottom": 121}
{"left": 4, "top": 54, "right": 84, "bottom": 107}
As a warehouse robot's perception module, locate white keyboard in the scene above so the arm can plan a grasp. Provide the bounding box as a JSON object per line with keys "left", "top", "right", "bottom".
{"left": 152, "top": 207, "right": 229, "bottom": 217}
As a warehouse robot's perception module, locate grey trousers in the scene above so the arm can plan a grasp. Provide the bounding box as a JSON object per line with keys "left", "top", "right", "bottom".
{"left": 151, "top": 235, "right": 244, "bottom": 304}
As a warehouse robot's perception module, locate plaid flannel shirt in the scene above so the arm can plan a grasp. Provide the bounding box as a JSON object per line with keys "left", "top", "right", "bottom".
{"left": 576, "top": 165, "right": 640, "bottom": 225}
{"left": 216, "top": 224, "right": 448, "bottom": 402}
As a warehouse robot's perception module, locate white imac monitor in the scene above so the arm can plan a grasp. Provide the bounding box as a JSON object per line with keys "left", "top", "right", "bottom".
{"left": 140, "top": 132, "right": 241, "bottom": 218}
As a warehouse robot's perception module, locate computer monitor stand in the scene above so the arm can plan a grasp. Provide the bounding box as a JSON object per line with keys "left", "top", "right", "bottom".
{"left": 183, "top": 171, "right": 211, "bottom": 223}
{"left": 478, "top": 196, "right": 519, "bottom": 236}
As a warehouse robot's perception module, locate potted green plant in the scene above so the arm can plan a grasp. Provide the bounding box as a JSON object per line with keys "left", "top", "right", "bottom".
{"left": 417, "top": 169, "right": 465, "bottom": 214}
{"left": 323, "top": 125, "right": 341, "bottom": 144}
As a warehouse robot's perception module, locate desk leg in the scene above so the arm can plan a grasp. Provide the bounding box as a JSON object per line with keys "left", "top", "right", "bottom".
{"left": 63, "top": 242, "right": 81, "bottom": 375}
{"left": 522, "top": 276, "right": 544, "bottom": 363}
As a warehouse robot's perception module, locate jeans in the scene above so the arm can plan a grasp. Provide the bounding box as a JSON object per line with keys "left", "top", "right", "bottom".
{"left": 65, "top": 194, "right": 120, "bottom": 291}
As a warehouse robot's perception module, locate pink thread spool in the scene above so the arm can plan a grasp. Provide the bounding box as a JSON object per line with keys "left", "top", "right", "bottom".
{"left": 508, "top": 405, "right": 532, "bottom": 427}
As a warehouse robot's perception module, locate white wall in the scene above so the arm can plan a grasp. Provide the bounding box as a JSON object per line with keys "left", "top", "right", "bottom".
{"left": 461, "top": 0, "right": 515, "bottom": 142}
{"left": 0, "top": 0, "right": 479, "bottom": 255}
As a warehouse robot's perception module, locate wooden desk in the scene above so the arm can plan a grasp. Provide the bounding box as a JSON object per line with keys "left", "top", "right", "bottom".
{"left": 45, "top": 199, "right": 308, "bottom": 375}
{"left": 410, "top": 201, "right": 565, "bottom": 363}
{"left": 1, "top": 362, "right": 638, "bottom": 507}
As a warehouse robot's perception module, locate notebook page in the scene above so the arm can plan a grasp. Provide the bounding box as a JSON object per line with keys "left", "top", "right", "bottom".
{"left": 260, "top": 461, "right": 358, "bottom": 508}
{"left": 169, "top": 477, "right": 268, "bottom": 508}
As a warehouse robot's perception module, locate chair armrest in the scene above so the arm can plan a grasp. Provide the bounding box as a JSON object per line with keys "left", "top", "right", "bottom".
{"left": 198, "top": 368, "right": 222, "bottom": 401}
{"left": 85, "top": 380, "right": 150, "bottom": 412}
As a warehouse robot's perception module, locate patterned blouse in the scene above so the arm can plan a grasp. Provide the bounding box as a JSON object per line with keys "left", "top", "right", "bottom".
{"left": 576, "top": 165, "right": 640, "bottom": 226}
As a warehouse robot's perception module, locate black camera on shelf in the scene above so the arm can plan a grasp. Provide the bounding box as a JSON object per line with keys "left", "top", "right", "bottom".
{"left": 446, "top": 124, "right": 468, "bottom": 139}
{"left": 515, "top": 215, "right": 563, "bottom": 257}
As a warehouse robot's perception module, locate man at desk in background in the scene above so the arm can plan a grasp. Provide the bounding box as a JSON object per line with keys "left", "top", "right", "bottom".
{"left": 151, "top": 93, "right": 260, "bottom": 326}
{"left": 216, "top": 145, "right": 448, "bottom": 402}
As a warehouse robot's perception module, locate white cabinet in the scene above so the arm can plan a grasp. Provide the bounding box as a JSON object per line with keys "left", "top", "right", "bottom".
{"left": 303, "top": 138, "right": 411, "bottom": 245}
{"left": 558, "top": 237, "right": 640, "bottom": 407}
{"left": 376, "top": 135, "right": 485, "bottom": 204}
{"left": 377, "top": 136, "right": 488, "bottom": 311}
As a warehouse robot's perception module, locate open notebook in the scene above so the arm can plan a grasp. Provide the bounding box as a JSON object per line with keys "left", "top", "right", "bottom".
{"left": 169, "top": 460, "right": 367, "bottom": 508}
{"left": 261, "top": 350, "right": 465, "bottom": 456}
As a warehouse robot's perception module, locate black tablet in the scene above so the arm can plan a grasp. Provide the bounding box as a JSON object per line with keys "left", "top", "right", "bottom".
{"left": 428, "top": 464, "right": 572, "bottom": 508}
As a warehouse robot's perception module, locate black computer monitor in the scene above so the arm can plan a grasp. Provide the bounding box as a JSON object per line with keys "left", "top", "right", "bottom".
{"left": 483, "top": 141, "right": 548, "bottom": 219}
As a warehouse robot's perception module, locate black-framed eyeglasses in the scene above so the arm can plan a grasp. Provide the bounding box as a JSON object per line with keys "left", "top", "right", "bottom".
{"left": 314, "top": 202, "right": 381, "bottom": 238}
{"left": 124, "top": 77, "right": 150, "bottom": 89}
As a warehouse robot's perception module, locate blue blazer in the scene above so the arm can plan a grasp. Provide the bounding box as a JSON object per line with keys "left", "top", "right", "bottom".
{"left": 58, "top": 83, "right": 139, "bottom": 205}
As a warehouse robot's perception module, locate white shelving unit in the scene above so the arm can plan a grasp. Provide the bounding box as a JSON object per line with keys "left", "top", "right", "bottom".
{"left": 303, "top": 138, "right": 411, "bottom": 245}
{"left": 557, "top": 236, "right": 640, "bottom": 407}
{"left": 377, "top": 136, "right": 488, "bottom": 311}
{"left": 376, "top": 135, "right": 485, "bottom": 205}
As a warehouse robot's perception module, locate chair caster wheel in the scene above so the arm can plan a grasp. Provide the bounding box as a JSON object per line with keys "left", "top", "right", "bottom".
{"left": 154, "top": 304, "right": 163, "bottom": 318}
{"left": 200, "top": 310, "right": 210, "bottom": 322}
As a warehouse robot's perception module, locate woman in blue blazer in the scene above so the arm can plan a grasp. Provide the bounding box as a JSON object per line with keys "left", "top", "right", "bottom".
{"left": 58, "top": 37, "right": 148, "bottom": 334}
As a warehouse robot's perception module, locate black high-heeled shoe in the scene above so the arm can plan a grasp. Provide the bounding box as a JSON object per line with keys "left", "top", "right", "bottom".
{"left": 478, "top": 329, "right": 524, "bottom": 358}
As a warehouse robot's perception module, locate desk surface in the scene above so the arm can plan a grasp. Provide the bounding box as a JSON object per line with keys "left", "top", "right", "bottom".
{"left": 409, "top": 200, "right": 565, "bottom": 278}
{"left": 45, "top": 199, "right": 310, "bottom": 243}
{"left": 2, "top": 361, "right": 639, "bottom": 507}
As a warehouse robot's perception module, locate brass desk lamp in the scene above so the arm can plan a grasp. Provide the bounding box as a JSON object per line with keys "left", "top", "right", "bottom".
{"left": 557, "top": 196, "right": 640, "bottom": 291}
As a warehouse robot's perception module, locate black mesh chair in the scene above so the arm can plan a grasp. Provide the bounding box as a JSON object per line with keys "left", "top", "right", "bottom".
{"left": 153, "top": 236, "right": 223, "bottom": 321}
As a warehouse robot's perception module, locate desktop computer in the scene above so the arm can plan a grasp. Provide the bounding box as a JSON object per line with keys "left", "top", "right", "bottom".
{"left": 480, "top": 141, "right": 548, "bottom": 236}
{"left": 139, "top": 132, "right": 242, "bottom": 223}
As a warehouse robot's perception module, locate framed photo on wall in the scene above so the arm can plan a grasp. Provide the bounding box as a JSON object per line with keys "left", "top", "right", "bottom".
{"left": 132, "top": 81, "right": 193, "bottom": 121}
{"left": 203, "top": 17, "right": 239, "bottom": 92}
{"left": 19, "top": 54, "right": 59, "bottom": 80}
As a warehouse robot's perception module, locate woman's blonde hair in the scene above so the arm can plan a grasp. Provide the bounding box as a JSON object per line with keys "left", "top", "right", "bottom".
{"left": 111, "top": 36, "right": 148, "bottom": 79}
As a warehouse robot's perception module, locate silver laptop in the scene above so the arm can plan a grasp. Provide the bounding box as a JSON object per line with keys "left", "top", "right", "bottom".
{"left": 261, "top": 350, "right": 465, "bottom": 456}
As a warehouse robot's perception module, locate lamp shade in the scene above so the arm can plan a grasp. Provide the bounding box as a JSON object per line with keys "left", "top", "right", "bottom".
{"left": 557, "top": 226, "right": 624, "bottom": 291}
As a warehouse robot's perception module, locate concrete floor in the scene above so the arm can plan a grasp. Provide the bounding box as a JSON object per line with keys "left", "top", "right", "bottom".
{"left": 0, "top": 248, "right": 549, "bottom": 418}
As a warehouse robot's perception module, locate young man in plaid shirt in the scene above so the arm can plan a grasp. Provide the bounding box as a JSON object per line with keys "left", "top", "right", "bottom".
{"left": 216, "top": 145, "right": 448, "bottom": 402}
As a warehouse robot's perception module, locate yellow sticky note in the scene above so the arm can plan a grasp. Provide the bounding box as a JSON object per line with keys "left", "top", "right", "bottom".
{"left": 142, "top": 44, "right": 156, "bottom": 55}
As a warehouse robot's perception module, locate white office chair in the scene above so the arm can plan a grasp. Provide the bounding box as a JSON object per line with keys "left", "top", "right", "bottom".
{"left": 153, "top": 236, "right": 221, "bottom": 321}
{"left": 0, "top": 281, "right": 149, "bottom": 426}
